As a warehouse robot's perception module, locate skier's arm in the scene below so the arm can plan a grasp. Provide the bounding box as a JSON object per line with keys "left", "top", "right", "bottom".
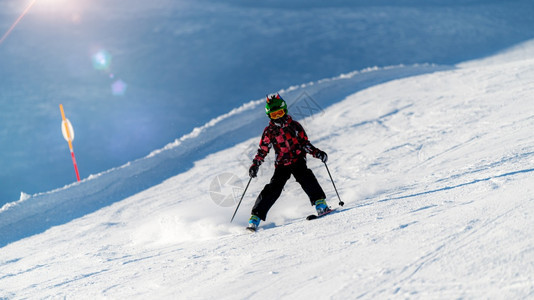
{"left": 293, "top": 122, "right": 317, "bottom": 154}
{"left": 295, "top": 122, "right": 328, "bottom": 163}
{"left": 249, "top": 128, "right": 271, "bottom": 178}
{"left": 254, "top": 128, "right": 271, "bottom": 165}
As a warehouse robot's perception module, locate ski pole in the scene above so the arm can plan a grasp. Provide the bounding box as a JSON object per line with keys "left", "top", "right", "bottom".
{"left": 324, "top": 162, "right": 344, "bottom": 207}
{"left": 230, "top": 177, "right": 252, "bottom": 223}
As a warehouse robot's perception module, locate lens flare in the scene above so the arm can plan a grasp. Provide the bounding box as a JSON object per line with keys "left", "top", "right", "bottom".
{"left": 0, "top": 0, "right": 38, "bottom": 46}
{"left": 92, "top": 50, "right": 112, "bottom": 70}
{"left": 111, "top": 79, "right": 127, "bottom": 96}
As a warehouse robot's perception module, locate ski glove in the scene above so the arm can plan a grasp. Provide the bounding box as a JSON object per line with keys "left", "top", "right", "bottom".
{"left": 315, "top": 150, "right": 328, "bottom": 163}
{"left": 249, "top": 160, "right": 260, "bottom": 178}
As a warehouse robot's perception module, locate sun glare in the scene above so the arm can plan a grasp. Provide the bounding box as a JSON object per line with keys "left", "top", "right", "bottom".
{"left": 0, "top": 0, "right": 37, "bottom": 46}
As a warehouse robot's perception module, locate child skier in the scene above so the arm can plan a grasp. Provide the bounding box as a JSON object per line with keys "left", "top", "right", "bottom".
{"left": 247, "top": 93, "right": 330, "bottom": 231}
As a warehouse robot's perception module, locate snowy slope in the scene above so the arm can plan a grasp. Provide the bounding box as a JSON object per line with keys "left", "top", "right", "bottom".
{"left": 1, "top": 41, "right": 534, "bottom": 298}
{"left": 0, "top": 63, "right": 447, "bottom": 248}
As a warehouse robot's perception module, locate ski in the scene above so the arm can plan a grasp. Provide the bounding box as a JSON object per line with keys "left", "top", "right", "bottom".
{"left": 245, "top": 226, "right": 257, "bottom": 233}
{"left": 306, "top": 208, "right": 336, "bottom": 220}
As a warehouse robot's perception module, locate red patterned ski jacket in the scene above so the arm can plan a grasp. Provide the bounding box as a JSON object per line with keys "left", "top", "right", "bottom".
{"left": 253, "top": 115, "right": 321, "bottom": 167}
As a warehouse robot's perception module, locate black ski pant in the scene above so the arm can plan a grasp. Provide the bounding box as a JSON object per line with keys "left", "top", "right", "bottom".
{"left": 251, "top": 158, "right": 326, "bottom": 221}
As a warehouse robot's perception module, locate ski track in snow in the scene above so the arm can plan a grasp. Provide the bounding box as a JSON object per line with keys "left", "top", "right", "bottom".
{"left": 1, "top": 41, "right": 534, "bottom": 298}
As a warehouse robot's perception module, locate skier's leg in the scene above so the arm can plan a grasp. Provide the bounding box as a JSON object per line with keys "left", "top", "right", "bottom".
{"left": 251, "top": 166, "right": 291, "bottom": 221}
{"left": 291, "top": 159, "right": 326, "bottom": 206}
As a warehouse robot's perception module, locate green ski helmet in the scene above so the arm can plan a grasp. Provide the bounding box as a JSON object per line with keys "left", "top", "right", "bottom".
{"left": 265, "top": 93, "right": 288, "bottom": 119}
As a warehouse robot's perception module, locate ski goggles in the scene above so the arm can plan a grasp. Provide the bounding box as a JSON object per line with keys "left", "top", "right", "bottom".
{"left": 269, "top": 108, "right": 286, "bottom": 119}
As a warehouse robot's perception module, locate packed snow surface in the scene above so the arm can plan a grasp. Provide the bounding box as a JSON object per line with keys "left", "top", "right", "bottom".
{"left": 1, "top": 39, "right": 533, "bottom": 298}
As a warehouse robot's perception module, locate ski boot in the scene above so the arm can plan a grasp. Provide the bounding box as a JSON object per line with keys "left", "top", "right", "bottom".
{"left": 314, "top": 199, "right": 331, "bottom": 215}
{"left": 247, "top": 215, "right": 261, "bottom": 232}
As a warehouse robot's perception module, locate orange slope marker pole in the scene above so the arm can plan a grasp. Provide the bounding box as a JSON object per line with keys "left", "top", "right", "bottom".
{"left": 59, "top": 104, "right": 81, "bottom": 182}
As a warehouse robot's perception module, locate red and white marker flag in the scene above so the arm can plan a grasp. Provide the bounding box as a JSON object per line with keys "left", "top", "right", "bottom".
{"left": 59, "top": 104, "right": 80, "bottom": 182}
